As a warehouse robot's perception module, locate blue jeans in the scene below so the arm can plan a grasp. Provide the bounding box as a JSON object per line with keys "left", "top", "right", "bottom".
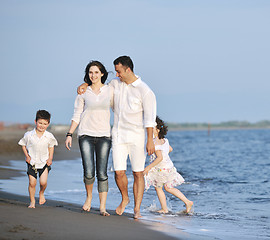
{"left": 78, "top": 135, "right": 111, "bottom": 193}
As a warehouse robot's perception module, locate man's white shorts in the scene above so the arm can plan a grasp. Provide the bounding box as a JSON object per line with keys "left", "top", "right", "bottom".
{"left": 112, "top": 141, "right": 147, "bottom": 172}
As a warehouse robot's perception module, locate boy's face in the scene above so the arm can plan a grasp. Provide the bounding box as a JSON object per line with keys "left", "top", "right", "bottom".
{"left": 35, "top": 119, "right": 50, "bottom": 133}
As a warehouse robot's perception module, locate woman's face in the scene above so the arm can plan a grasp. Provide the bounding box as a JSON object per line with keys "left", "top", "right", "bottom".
{"left": 89, "top": 65, "right": 104, "bottom": 84}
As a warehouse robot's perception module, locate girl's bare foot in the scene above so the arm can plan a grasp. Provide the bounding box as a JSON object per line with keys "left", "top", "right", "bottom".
{"left": 116, "top": 199, "right": 130, "bottom": 215}
{"left": 82, "top": 196, "right": 92, "bottom": 212}
{"left": 28, "top": 202, "right": 35, "bottom": 208}
{"left": 185, "top": 201, "right": 194, "bottom": 213}
{"left": 157, "top": 209, "right": 169, "bottom": 214}
{"left": 39, "top": 193, "right": 46, "bottom": 205}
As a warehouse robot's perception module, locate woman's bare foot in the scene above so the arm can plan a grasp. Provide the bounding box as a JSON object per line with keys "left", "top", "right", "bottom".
{"left": 28, "top": 202, "right": 35, "bottom": 208}
{"left": 39, "top": 193, "right": 46, "bottom": 205}
{"left": 100, "top": 211, "right": 110, "bottom": 216}
{"left": 185, "top": 201, "right": 194, "bottom": 213}
{"left": 82, "top": 196, "right": 92, "bottom": 212}
{"left": 134, "top": 210, "right": 142, "bottom": 219}
{"left": 115, "top": 199, "right": 130, "bottom": 215}
{"left": 157, "top": 209, "right": 169, "bottom": 214}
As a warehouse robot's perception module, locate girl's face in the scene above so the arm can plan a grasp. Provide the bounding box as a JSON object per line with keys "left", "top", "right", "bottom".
{"left": 89, "top": 66, "right": 104, "bottom": 84}
{"left": 153, "top": 126, "right": 159, "bottom": 138}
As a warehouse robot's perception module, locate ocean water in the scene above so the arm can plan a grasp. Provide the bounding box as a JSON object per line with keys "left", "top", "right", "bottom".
{"left": 1, "top": 129, "right": 270, "bottom": 240}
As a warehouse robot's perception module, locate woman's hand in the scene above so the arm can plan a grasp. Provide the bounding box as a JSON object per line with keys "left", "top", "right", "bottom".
{"left": 77, "top": 83, "right": 88, "bottom": 95}
{"left": 65, "top": 136, "right": 72, "bottom": 150}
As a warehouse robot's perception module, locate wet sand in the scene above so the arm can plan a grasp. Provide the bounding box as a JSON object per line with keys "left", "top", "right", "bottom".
{"left": 0, "top": 128, "right": 181, "bottom": 240}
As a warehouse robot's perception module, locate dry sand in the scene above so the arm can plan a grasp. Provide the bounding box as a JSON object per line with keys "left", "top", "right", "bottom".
{"left": 0, "top": 128, "right": 180, "bottom": 240}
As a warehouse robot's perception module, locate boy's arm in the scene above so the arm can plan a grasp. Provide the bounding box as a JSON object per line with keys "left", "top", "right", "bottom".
{"left": 47, "top": 147, "right": 54, "bottom": 166}
{"left": 22, "top": 146, "right": 31, "bottom": 163}
{"left": 77, "top": 83, "right": 88, "bottom": 95}
{"left": 143, "top": 150, "right": 163, "bottom": 175}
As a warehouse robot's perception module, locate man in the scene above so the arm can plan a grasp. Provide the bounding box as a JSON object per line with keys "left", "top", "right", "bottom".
{"left": 78, "top": 56, "right": 156, "bottom": 218}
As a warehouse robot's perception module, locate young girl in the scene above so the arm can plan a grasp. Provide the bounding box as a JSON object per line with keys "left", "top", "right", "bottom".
{"left": 144, "top": 116, "right": 193, "bottom": 214}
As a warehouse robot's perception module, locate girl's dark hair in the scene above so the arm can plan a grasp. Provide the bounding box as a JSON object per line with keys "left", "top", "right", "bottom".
{"left": 156, "top": 116, "right": 168, "bottom": 139}
{"left": 84, "top": 61, "right": 108, "bottom": 85}
{"left": 36, "top": 110, "right": 51, "bottom": 123}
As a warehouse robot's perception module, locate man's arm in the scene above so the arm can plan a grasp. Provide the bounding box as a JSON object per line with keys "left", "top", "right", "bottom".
{"left": 146, "top": 127, "right": 155, "bottom": 155}
{"left": 77, "top": 83, "right": 88, "bottom": 95}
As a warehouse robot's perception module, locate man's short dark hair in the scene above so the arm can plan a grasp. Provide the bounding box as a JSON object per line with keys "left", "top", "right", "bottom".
{"left": 35, "top": 110, "right": 51, "bottom": 123}
{"left": 113, "top": 56, "right": 134, "bottom": 72}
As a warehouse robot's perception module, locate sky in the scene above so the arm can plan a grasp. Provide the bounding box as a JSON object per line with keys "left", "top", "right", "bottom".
{"left": 0, "top": 0, "right": 269, "bottom": 124}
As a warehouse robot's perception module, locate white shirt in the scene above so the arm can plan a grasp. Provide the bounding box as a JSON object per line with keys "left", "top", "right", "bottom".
{"left": 153, "top": 138, "right": 174, "bottom": 169}
{"left": 18, "top": 129, "right": 58, "bottom": 169}
{"left": 72, "top": 85, "right": 113, "bottom": 137}
{"left": 109, "top": 77, "right": 156, "bottom": 144}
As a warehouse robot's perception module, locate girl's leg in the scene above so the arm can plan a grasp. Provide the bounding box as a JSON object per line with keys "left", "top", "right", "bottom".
{"left": 79, "top": 136, "right": 95, "bottom": 211}
{"left": 164, "top": 186, "right": 193, "bottom": 213}
{"left": 96, "top": 137, "right": 111, "bottom": 216}
{"left": 39, "top": 168, "right": 49, "bottom": 205}
{"left": 155, "top": 187, "right": 169, "bottom": 213}
{"left": 28, "top": 175, "right": 37, "bottom": 208}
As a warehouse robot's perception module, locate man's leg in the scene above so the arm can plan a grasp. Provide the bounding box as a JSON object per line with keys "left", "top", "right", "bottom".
{"left": 133, "top": 171, "right": 144, "bottom": 219}
{"left": 115, "top": 170, "right": 130, "bottom": 215}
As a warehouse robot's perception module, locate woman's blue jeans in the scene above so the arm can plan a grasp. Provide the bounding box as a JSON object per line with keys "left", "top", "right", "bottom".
{"left": 78, "top": 135, "right": 111, "bottom": 193}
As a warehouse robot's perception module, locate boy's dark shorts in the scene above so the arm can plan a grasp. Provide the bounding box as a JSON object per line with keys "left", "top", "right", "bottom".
{"left": 27, "top": 163, "right": 51, "bottom": 179}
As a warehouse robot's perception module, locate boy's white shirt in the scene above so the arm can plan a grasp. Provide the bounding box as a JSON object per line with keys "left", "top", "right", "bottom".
{"left": 18, "top": 129, "right": 58, "bottom": 168}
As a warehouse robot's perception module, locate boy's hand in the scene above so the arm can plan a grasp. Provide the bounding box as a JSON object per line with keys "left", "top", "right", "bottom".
{"left": 47, "top": 159, "right": 53, "bottom": 166}
{"left": 77, "top": 83, "right": 88, "bottom": 95}
{"left": 143, "top": 166, "right": 151, "bottom": 176}
{"left": 25, "top": 156, "right": 31, "bottom": 164}
{"left": 65, "top": 136, "right": 72, "bottom": 150}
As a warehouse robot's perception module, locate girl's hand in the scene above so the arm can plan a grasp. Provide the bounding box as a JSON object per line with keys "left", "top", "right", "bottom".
{"left": 25, "top": 156, "right": 31, "bottom": 164}
{"left": 47, "top": 159, "right": 53, "bottom": 166}
{"left": 143, "top": 166, "right": 151, "bottom": 176}
{"left": 65, "top": 136, "right": 72, "bottom": 150}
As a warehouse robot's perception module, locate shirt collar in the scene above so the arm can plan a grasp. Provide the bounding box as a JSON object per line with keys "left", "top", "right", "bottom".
{"left": 131, "top": 76, "right": 142, "bottom": 87}
{"left": 88, "top": 85, "right": 107, "bottom": 92}
{"left": 31, "top": 128, "right": 49, "bottom": 138}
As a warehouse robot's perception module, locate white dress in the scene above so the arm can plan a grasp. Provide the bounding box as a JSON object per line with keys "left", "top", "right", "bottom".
{"left": 145, "top": 138, "right": 185, "bottom": 190}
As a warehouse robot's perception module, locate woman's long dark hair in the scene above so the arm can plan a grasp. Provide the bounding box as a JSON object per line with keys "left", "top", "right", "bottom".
{"left": 84, "top": 61, "right": 108, "bottom": 85}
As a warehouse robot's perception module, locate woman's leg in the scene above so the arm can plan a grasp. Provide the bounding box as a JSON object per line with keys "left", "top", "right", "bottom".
{"left": 164, "top": 186, "right": 193, "bottom": 213}
{"left": 28, "top": 175, "right": 37, "bottom": 208}
{"left": 79, "top": 136, "right": 95, "bottom": 211}
{"left": 155, "top": 187, "right": 169, "bottom": 213}
{"left": 96, "top": 137, "right": 111, "bottom": 215}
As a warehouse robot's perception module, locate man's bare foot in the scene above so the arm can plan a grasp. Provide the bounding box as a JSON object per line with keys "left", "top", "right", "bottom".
{"left": 39, "top": 193, "right": 46, "bottom": 205}
{"left": 134, "top": 210, "right": 142, "bottom": 219}
{"left": 28, "top": 202, "right": 35, "bottom": 208}
{"left": 82, "top": 196, "right": 92, "bottom": 212}
{"left": 115, "top": 199, "right": 130, "bottom": 215}
{"left": 185, "top": 201, "right": 194, "bottom": 213}
{"left": 100, "top": 211, "right": 110, "bottom": 216}
{"left": 157, "top": 209, "right": 169, "bottom": 214}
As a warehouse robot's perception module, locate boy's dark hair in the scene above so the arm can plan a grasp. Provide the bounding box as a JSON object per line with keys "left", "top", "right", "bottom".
{"left": 156, "top": 116, "right": 168, "bottom": 139}
{"left": 36, "top": 110, "right": 51, "bottom": 123}
{"left": 84, "top": 60, "right": 108, "bottom": 85}
{"left": 113, "top": 56, "right": 134, "bottom": 72}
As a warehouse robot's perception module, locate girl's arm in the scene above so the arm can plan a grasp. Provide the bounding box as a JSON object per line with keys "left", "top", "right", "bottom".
{"left": 47, "top": 147, "right": 54, "bottom": 166}
{"left": 169, "top": 145, "right": 173, "bottom": 153}
{"left": 65, "top": 120, "right": 79, "bottom": 150}
{"left": 143, "top": 150, "right": 163, "bottom": 175}
{"left": 22, "top": 146, "right": 31, "bottom": 163}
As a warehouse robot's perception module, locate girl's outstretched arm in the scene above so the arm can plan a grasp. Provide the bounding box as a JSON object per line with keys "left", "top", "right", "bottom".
{"left": 143, "top": 150, "right": 163, "bottom": 175}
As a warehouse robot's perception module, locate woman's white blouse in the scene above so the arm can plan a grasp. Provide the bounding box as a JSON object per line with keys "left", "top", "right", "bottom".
{"left": 71, "top": 85, "right": 113, "bottom": 137}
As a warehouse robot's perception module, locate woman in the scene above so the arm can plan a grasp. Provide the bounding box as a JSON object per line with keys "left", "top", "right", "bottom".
{"left": 65, "top": 61, "right": 113, "bottom": 216}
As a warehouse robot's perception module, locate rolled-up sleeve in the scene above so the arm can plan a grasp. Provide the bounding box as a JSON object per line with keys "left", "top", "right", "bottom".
{"left": 71, "top": 95, "right": 85, "bottom": 124}
{"left": 142, "top": 90, "right": 156, "bottom": 128}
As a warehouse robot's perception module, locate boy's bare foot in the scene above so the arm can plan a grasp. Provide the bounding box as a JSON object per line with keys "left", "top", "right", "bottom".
{"left": 82, "top": 196, "right": 92, "bottom": 212}
{"left": 100, "top": 211, "right": 110, "bottom": 216}
{"left": 28, "top": 202, "right": 35, "bottom": 208}
{"left": 115, "top": 199, "right": 130, "bottom": 215}
{"left": 39, "top": 193, "right": 46, "bottom": 205}
{"left": 185, "top": 201, "right": 194, "bottom": 213}
{"left": 157, "top": 209, "right": 169, "bottom": 214}
{"left": 134, "top": 210, "right": 142, "bottom": 219}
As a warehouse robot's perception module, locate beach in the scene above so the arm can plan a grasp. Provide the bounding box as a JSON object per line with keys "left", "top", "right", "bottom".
{"left": 0, "top": 128, "right": 180, "bottom": 240}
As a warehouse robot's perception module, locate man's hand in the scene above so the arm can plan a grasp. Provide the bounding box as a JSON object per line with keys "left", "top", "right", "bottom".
{"left": 77, "top": 83, "right": 88, "bottom": 95}
{"left": 146, "top": 139, "right": 155, "bottom": 155}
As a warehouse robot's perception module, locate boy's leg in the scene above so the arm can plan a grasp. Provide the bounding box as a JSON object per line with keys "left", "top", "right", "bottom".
{"left": 28, "top": 175, "right": 37, "bottom": 208}
{"left": 39, "top": 168, "right": 48, "bottom": 205}
{"left": 155, "top": 187, "right": 169, "bottom": 213}
{"left": 164, "top": 186, "right": 193, "bottom": 213}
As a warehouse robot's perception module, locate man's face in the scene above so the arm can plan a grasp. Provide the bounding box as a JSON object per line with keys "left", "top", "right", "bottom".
{"left": 115, "top": 63, "right": 128, "bottom": 82}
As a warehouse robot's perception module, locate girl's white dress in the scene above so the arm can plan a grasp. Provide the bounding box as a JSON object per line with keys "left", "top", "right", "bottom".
{"left": 145, "top": 138, "right": 185, "bottom": 190}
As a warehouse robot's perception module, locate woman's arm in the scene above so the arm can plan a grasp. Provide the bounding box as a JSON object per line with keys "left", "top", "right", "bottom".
{"left": 143, "top": 150, "right": 163, "bottom": 175}
{"left": 65, "top": 120, "right": 79, "bottom": 150}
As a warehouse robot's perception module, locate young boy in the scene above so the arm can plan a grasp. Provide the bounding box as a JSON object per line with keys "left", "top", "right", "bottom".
{"left": 18, "top": 110, "right": 58, "bottom": 208}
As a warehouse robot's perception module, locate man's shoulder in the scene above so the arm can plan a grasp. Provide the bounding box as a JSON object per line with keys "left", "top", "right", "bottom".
{"left": 135, "top": 78, "right": 154, "bottom": 94}
{"left": 108, "top": 78, "right": 121, "bottom": 86}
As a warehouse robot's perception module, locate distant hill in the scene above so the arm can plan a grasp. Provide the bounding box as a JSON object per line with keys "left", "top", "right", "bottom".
{"left": 167, "top": 120, "right": 270, "bottom": 130}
